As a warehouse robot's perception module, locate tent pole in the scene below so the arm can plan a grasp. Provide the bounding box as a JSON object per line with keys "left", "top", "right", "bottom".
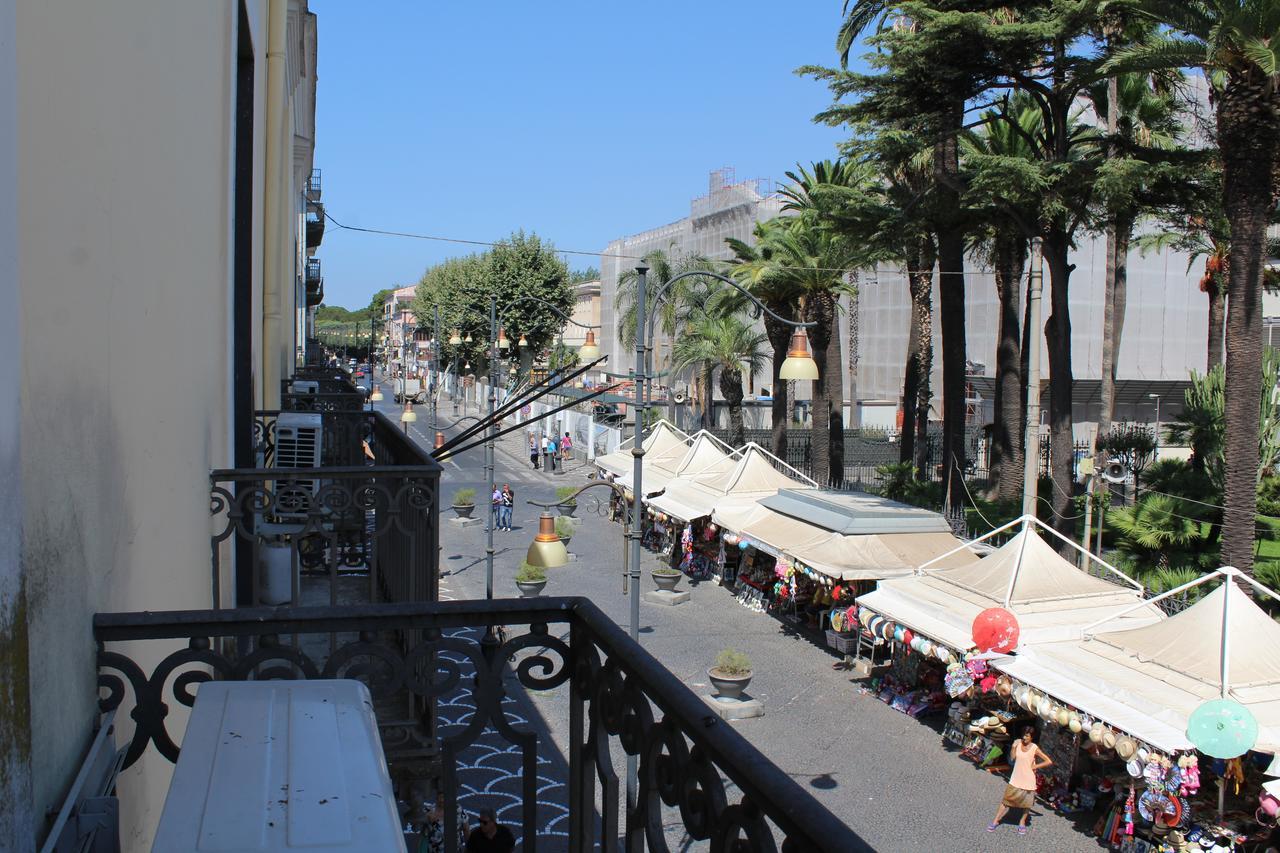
{"left": 1220, "top": 568, "right": 1232, "bottom": 699}
{"left": 916, "top": 513, "right": 1028, "bottom": 573}
{"left": 1003, "top": 519, "right": 1032, "bottom": 609}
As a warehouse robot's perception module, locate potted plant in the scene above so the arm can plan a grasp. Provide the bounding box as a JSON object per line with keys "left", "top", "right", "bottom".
{"left": 515, "top": 561, "right": 547, "bottom": 598}
{"left": 708, "top": 648, "right": 753, "bottom": 701}
{"left": 451, "top": 487, "right": 476, "bottom": 519}
{"left": 651, "top": 565, "right": 683, "bottom": 593}
{"left": 554, "top": 515, "right": 575, "bottom": 546}
{"left": 555, "top": 486, "right": 579, "bottom": 517}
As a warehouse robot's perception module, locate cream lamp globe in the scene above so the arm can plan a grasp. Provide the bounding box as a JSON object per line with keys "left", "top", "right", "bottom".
{"left": 779, "top": 328, "right": 819, "bottom": 381}
{"left": 526, "top": 512, "right": 569, "bottom": 568}
{"left": 578, "top": 330, "right": 600, "bottom": 361}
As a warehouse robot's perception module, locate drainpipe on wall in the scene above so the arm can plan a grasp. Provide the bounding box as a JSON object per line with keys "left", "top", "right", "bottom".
{"left": 261, "top": 0, "right": 287, "bottom": 408}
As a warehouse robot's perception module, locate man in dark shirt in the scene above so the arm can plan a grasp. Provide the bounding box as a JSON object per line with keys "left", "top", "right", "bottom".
{"left": 464, "top": 807, "right": 515, "bottom": 853}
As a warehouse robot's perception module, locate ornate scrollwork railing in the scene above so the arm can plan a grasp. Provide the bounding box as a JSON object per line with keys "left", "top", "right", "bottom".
{"left": 95, "top": 597, "right": 866, "bottom": 853}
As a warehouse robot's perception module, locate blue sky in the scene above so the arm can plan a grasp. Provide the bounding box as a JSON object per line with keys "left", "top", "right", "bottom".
{"left": 311, "top": 1, "right": 855, "bottom": 310}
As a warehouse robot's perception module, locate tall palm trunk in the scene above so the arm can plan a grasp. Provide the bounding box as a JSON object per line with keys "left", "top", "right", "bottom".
{"left": 1206, "top": 277, "right": 1226, "bottom": 368}
{"left": 1218, "top": 72, "right": 1280, "bottom": 583}
{"left": 703, "top": 363, "right": 715, "bottom": 430}
{"left": 826, "top": 306, "right": 845, "bottom": 487}
{"left": 935, "top": 107, "right": 968, "bottom": 512}
{"left": 721, "top": 366, "right": 746, "bottom": 448}
{"left": 764, "top": 313, "right": 792, "bottom": 458}
{"left": 807, "top": 292, "right": 839, "bottom": 485}
{"left": 847, "top": 276, "right": 861, "bottom": 428}
{"left": 1043, "top": 229, "right": 1076, "bottom": 541}
{"left": 991, "top": 234, "right": 1026, "bottom": 503}
{"left": 900, "top": 240, "right": 935, "bottom": 477}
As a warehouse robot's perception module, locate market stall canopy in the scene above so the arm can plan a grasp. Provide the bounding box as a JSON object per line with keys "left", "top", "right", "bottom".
{"left": 617, "top": 429, "right": 736, "bottom": 496}
{"left": 712, "top": 502, "right": 977, "bottom": 581}
{"left": 647, "top": 443, "right": 815, "bottom": 523}
{"left": 594, "top": 419, "right": 689, "bottom": 479}
{"left": 856, "top": 517, "right": 1162, "bottom": 652}
{"left": 759, "top": 489, "right": 958, "bottom": 535}
{"left": 996, "top": 570, "right": 1280, "bottom": 754}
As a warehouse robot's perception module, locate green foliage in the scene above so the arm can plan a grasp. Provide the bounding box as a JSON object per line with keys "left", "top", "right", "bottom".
{"left": 554, "top": 516, "right": 574, "bottom": 538}
{"left": 555, "top": 486, "right": 579, "bottom": 505}
{"left": 411, "top": 231, "right": 572, "bottom": 373}
{"left": 653, "top": 565, "right": 681, "bottom": 576}
{"left": 1254, "top": 561, "right": 1280, "bottom": 593}
{"left": 452, "top": 488, "right": 476, "bottom": 506}
{"left": 1138, "top": 567, "right": 1205, "bottom": 598}
{"left": 569, "top": 267, "right": 599, "bottom": 284}
{"left": 873, "top": 462, "right": 942, "bottom": 509}
{"left": 1099, "top": 425, "right": 1157, "bottom": 476}
{"left": 1107, "top": 494, "right": 1217, "bottom": 572}
{"left": 516, "top": 562, "right": 547, "bottom": 583}
{"left": 713, "top": 648, "right": 752, "bottom": 676}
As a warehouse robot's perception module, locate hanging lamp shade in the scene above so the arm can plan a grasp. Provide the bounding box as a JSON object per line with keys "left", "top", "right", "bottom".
{"left": 526, "top": 512, "right": 569, "bottom": 568}
{"left": 579, "top": 329, "right": 600, "bottom": 361}
{"left": 434, "top": 431, "right": 445, "bottom": 449}
{"left": 464, "top": 332, "right": 473, "bottom": 343}
{"left": 399, "top": 402, "right": 417, "bottom": 424}
{"left": 518, "top": 334, "right": 529, "bottom": 348}
{"left": 449, "top": 329, "right": 462, "bottom": 346}
{"left": 498, "top": 328, "right": 510, "bottom": 350}
{"left": 369, "top": 385, "right": 384, "bottom": 402}
{"left": 463, "top": 360, "right": 472, "bottom": 371}
{"left": 779, "top": 328, "right": 820, "bottom": 381}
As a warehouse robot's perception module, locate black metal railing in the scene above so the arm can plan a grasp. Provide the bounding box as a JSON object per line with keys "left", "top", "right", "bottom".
{"left": 307, "top": 167, "right": 322, "bottom": 200}
{"left": 94, "top": 597, "right": 866, "bottom": 853}
{"left": 306, "top": 206, "right": 325, "bottom": 248}
{"left": 305, "top": 257, "right": 322, "bottom": 286}
{"left": 221, "top": 410, "right": 440, "bottom": 609}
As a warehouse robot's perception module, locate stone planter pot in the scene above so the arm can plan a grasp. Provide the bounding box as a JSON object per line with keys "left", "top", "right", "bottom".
{"left": 558, "top": 536, "right": 572, "bottom": 548}
{"left": 707, "top": 668, "right": 753, "bottom": 701}
{"left": 556, "top": 503, "right": 577, "bottom": 518}
{"left": 516, "top": 579, "right": 547, "bottom": 598}
{"left": 451, "top": 504, "right": 474, "bottom": 519}
{"left": 652, "top": 571, "right": 682, "bottom": 593}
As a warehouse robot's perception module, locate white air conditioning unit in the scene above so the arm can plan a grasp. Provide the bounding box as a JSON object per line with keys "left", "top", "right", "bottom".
{"left": 289, "top": 380, "right": 320, "bottom": 395}
{"left": 273, "top": 412, "right": 323, "bottom": 519}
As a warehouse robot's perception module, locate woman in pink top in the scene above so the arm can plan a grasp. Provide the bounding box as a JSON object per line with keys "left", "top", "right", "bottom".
{"left": 988, "top": 726, "right": 1052, "bottom": 836}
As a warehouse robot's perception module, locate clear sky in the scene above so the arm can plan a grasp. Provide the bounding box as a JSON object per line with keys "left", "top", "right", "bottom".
{"left": 310, "top": 1, "right": 855, "bottom": 310}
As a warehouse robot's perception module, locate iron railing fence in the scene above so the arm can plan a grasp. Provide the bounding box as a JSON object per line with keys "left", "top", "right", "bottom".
{"left": 94, "top": 597, "right": 867, "bottom": 853}
{"left": 220, "top": 410, "right": 440, "bottom": 610}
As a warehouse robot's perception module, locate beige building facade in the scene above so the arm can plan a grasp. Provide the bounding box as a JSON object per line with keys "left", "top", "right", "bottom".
{"left": 4, "top": 0, "right": 321, "bottom": 848}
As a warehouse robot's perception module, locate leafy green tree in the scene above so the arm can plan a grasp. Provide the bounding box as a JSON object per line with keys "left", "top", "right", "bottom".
{"left": 670, "top": 313, "right": 767, "bottom": 447}
{"left": 569, "top": 267, "right": 599, "bottom": 284}
{"left": 1110, "top": 0, "right": 1280, "bottom": 579}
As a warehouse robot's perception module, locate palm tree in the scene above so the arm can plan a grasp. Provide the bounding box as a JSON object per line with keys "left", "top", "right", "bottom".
{"left": 669, "top": 313, "right": 767, "bottom": 447}
{"left": 1112, "top": 0, "right": 1280, "bottom": 580}
{"left": 726, "top": 220, "right": 803, "bottom": 458}
{"left": 616, "top": 248, "right": 717, "bottom": 425}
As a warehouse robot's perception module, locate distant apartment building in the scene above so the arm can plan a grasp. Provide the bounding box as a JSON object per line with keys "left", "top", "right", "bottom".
{"left": 5, "top": 1, "right": 322, "bottom": 847}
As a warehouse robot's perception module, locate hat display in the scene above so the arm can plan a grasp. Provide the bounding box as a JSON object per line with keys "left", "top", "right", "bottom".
{"left": 1116, "top": 736, "right": 1137, "bottom": 760}
{"left": 1055, "top": 707, "right": 1070, "bottom": 727}
{"left": 1068, "top": 714, "right": 1083, "bottom": 734}
{"left": 1103, "top": 729, "right": 1118, "bottom": 750}
{"left": 1090, "top": 722, "right": 1105, "bottom": 743}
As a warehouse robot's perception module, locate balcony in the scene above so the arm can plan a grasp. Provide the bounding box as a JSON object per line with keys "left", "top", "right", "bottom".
{"left": 306, "top": 204, "right": 325, "bottom": 249}
{"left": 305, "top": 258, "right": 323, "bottom": 307}
{"left": 306, "top": 167, "right": 322, "bottom": 202}
{"left": 94, "top": 597, "right": 865, "bottom": 852}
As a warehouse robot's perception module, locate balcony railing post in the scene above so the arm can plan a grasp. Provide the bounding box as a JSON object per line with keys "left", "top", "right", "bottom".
{"left": 567, "top": 622, "right": 593, "bottom": 852}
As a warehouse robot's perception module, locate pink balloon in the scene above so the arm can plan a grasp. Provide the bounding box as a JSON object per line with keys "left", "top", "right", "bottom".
{"left": 972, "top": 607, "right": 1020, "bottom": 653}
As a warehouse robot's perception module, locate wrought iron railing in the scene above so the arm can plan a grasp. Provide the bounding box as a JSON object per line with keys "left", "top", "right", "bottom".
{"left": 94, "top": 597, "right": 866, "bottom": 852}
{"left": 220, "top": 410, "right": 440, "bottom": 609}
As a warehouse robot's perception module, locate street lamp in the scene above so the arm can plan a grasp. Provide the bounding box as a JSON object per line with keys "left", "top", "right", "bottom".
{"left": 579, "top": 329, "right": 601, "bottom": 362}
{"left": 399, "top": 401, "right": 417, "bottom": 433}
{"left": 1149, "top": 392, "right": 1162, "bottom": 454}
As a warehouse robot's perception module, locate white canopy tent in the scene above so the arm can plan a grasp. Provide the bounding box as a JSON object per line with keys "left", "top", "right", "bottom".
{"left": 856, "top": 516, "right": 1163, "bottom": 652}
{"left": 616, "top": 429, "right": 737, "bottom": 496}
{"left": 646, "top": 443, "right": 816, "bottom": 523}
{"left": 996, "top": 568, "right": 1280, "bottom": 754}
{"left": 712, "top": 501, "right": 978, "bottom": 581}
{"left": 594, "top": 419, "right": 689, "bottom": 479}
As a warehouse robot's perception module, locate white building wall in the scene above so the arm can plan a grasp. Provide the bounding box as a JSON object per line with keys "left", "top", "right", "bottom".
{"left": 13, "top": 0, "right": 317, "bottom": 846}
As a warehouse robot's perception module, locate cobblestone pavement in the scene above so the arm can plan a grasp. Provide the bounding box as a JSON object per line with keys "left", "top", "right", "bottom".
{"left": 378, "top": 388, "right": 1099, "bottom": 851}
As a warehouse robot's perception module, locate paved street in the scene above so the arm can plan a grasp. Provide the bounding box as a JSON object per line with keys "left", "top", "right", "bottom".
{"left": 378, "top": 387, "right": 1098, "bottom": 851}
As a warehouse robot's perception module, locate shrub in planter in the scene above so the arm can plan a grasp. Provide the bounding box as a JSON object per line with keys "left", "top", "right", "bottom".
{"left": 555, "top": 486, "right": 579, "bottom": 516}
{"left": 708, "top": 648, "right": 753, "bottom": 700}
{"left": 451, "top": 487, "right": 477, "bottom": 518}
{"left": 515, "top": 561, "right": 547, "bottom": 598}
{"left": 554, "top": 515, "right": 575, "bottom": 543}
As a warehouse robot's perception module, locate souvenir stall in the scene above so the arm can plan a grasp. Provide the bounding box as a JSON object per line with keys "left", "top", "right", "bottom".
{"left": 646, "top": 443, "right": 816, "bottom": 531}
{"left": 989, "top": 569, "right": 1280, "bottom": 850}
{"left": 619, "top": 429, "right": 736, "bottom": 498}
{"left": 594, "top": 419, "right": 688, "bottom": 480}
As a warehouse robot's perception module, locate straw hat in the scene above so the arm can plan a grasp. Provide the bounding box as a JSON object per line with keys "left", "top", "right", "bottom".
{"left": 1116, "top": 735, "right": 1138, "bottom": 760}
{"left": 1103, "top": 728, "right": 1118, "bottom": 749}
{"left": 1090, "top": 721, "right": 1106, "bottom": 743}
{"left": 1056, "top": 707, "right": 1071, "bottom": 727}
{"left": 1068, "top": 714, "right": 1083, "bottom": 734}
{"left": 996, "top": 676, "right": 1013, "bottom": 698}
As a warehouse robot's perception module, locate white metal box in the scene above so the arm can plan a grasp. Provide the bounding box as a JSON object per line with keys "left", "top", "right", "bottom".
{"left": 152, "top": 680, "right": 405, "bottom": 852}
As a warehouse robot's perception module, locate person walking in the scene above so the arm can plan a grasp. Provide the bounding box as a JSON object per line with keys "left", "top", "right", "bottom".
{"left": 988, "top": 726, "right": 1052, "bottom": 835}
{"left": 499, "top": 484, "right": 513, "bottom": 531}
{"left": 548, "top": 435, "right": 559, "bottom": 472}
{"left": 415, "top": 792, "right": 469, "bottom": 853}
{"left": 561, "top": 431, "right": 572, "bottom": 461}
{"left": 528, "top": 433, "right": 539, "bottom": 470}
{"left": 490, "top": 486, "right": 502, "bottom": 531}
{"left": 541, "top": 434, "right": 553, "bottom": 471}
{"left": 464, "top": 807, "right": 514, "bottom": 853}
